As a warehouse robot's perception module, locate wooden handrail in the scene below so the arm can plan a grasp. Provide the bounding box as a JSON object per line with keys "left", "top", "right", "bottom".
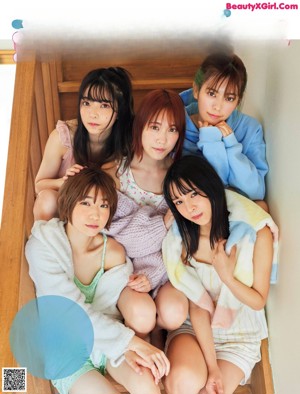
{"left": 0, "top": 50, "right": 15, "bottom": 65}
{"left": 0, "top": 57, "right": 36, "bottom": 369}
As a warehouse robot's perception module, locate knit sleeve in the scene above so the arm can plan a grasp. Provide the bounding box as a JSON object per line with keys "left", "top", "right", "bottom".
{"left": 133, "top": 253, "right": 169, "bottom": 296}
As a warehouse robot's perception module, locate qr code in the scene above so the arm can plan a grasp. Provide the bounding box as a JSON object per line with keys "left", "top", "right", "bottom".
{"left": 2, "top": 368, "right": 27, "bottom": 392}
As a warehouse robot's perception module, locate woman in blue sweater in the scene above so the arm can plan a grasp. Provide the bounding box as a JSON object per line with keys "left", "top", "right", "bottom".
{"left": 180, "top": 52, "right": 268, "bottom": 201}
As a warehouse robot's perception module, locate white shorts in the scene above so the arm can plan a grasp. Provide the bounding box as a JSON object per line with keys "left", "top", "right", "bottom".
{"left": 165, "top": 323, "right": 262, "bottom": 385}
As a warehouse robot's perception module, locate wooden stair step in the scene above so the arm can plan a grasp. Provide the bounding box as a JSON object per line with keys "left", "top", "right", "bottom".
{"left": 234, "top": 384, "right": 252, "bottom": 393}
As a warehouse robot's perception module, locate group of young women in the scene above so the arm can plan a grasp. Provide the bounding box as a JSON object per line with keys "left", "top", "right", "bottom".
{"left": 25, "top": 51, "right": 276, "bottom": 394}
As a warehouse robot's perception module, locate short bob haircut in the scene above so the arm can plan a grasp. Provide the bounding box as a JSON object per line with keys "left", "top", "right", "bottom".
{"left": 58, "top": 167, "right": 118, "bottom": 229}
{"left": 163, "top": 155, "right": 229, "bottom": 260}
{"left": 194, "top": 52, "right": 247, "bottom": 103}
{"left": 74, "top": 67, "right": 134, "bottom": 166}
{"left": 128, "top": 89, "right": 186, "bottom": 165}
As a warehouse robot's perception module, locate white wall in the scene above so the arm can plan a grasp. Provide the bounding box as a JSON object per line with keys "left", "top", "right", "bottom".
{"left": 235, "top": 40, "right": 300, "bottom": 393}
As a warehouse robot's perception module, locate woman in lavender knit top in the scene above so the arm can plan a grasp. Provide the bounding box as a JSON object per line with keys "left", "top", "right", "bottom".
{"left": 106, "top": 190, "right": 169, "bottom": 298}
{"left": 103, "top": 89, "right": 187, "bottom": 339}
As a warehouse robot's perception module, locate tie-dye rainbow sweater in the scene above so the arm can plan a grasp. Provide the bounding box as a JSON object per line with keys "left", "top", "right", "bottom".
{"left": 162, "top": 189, "right": 278, "bottom": 329}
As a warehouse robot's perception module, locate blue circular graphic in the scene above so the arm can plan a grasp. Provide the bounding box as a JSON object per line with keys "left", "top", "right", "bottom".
{"left": 10, "top": 295, "right": 94, "bottom": 380}
{"left": 223, "top": 9, "right": 231, "bottom": 17}
{"left": 12, "top": 20, "right": 24, "bottom": 29}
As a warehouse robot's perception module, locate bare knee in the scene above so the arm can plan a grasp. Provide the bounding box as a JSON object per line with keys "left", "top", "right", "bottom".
{"left": 127, "top": 300, "right": 156, "bottom": 335}
{"left": 157, "top": 301, "right": 188, "bottom": 330}
{"left": 34, "top": 189, "right": 59, "bottom": 220}
{"left": 156, "top": 285, "right": 188, "bottom": 330}
{"left": 118, "top": 288, "right": 156, "bottom": 336}
{"left": 164, "top": 364, "right": 206, "bottom": 394}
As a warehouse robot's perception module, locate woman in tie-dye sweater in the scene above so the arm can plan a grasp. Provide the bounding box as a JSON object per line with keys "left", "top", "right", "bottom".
{"left": 161, "top": 155, "right": 275, "bottom": 394}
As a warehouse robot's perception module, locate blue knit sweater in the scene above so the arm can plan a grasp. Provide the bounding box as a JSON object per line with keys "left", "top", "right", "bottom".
{"left": 180, "top": 88, "right": 268, "bottom": 200}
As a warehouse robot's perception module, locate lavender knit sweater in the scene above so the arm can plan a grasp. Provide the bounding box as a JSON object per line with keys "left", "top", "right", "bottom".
{"left": 105, "top": 191, "right": 169, "bottom": 297}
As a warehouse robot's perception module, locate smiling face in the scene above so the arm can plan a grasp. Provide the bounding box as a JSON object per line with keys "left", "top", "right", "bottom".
{"left": 194, "top": 78, "right": 239, "bottom": 126}
{"left": 70, "top": 187, "right": 110, "bottom": 237}
{"left": 80, "top": 88, "right": 118, "bottom": 137}
{"left": 141, "top": 110, "right": 179, "bottom": 162}
{"left": 171, "top": 181, "right": 212, "bottom": 228}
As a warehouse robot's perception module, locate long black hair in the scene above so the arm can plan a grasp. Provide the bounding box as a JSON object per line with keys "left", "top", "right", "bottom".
{"left": 163, "top": 155, "right": 229, "bottom": 260}
{"left": 74, "top": 67, "right": 134, "bottom": 166}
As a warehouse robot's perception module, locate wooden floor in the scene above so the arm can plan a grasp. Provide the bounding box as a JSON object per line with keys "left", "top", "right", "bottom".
{"left": 234, "top": 385, "right": 252, "bottom": 394}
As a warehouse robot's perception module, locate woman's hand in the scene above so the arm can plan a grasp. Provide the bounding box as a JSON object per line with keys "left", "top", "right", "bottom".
{"left": 124, "top": 350, "right": 151, "bottom": 375}
{"left": 164, "top": 209, "right": 174, "bottom": 230}
{"left": 206, "top": 365, "right": 224, "bottom": 394}
{"left": 127, "top": 274, "right": 151, "bottom": 293}
{"left": 198, "top": 120, "right": 211, "bottom": 128}
{"left": 212, "top": 240, "right": 237, "bottom": 285}
{"left": 127, "top": 336, "right": 170, "bottom": 384}
{"left": 198, "top": 120, "right": 233, "bottom": 138}
{"left": 216, "top": 121, "right": 233, "bottom": 137}
{"left": 62, "top": 164, "right": 85, "bottom": 181}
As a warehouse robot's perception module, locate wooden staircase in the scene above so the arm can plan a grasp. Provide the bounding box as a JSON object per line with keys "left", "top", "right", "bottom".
{"left": 0, "top": 45, "right": 274, "bottom": 394}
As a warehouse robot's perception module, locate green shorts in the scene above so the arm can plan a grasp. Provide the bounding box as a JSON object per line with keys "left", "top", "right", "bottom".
{"left": 51, "top": 355, "right": 107, "bottom": 394}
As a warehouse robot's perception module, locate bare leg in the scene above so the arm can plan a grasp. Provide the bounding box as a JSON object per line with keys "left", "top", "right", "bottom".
{"left": 118, "top": 287, "right": 156, "bottom": 338}
{"left": 107, "top": 360, "right": 161, "bottom": 394}
{"left": 164, "top": 333, "right": 207, "bottom": 394}
{"left": 199, "top": 359, "right": 244, "bottom": 394}
{"left": 33, "top": 189, "right": 59, "bottom": 220}
{"left": 155, "top": 282, "right": 189, "bottom": 330}
{"left": 69, "top": 369, "right": 119, "bottom": 394}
